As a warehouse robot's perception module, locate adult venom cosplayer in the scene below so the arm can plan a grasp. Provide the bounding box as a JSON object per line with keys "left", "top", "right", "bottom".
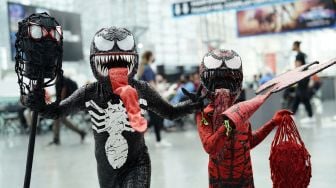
{"left": 194, "top": 49, "right": 289, "bottom": 188}
{"left": 26, "top": 27, "right": 202, "bottom": 188}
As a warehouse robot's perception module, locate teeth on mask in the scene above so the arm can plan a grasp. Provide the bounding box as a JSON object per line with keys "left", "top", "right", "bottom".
{"left": 95, "top": 56, "right": 99, "bottom": 64}
{"left": 97, "top": 63, "right": 101, "bottom": 74}
{"left": 101, "top": 63, "right": 104, "bottom": 72}
{"left": 104, "top": 55, "right": 108, "bottom": 63}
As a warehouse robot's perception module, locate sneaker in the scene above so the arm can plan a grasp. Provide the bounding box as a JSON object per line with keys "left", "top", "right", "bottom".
{"left": 48, "top": 139, "right": 60, "bottom": 146}
{"left": 155, "top": 140, "right": 172, "bottom": 148}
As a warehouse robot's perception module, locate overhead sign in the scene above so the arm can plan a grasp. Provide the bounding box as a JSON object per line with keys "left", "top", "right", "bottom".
{"left": 172, "top": 0, "right": 294, "bottom": 17}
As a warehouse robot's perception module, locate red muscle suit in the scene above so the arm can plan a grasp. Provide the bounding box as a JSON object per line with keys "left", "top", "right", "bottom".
{"left": 195, "top": 49, "right": 288, "bottom": 188}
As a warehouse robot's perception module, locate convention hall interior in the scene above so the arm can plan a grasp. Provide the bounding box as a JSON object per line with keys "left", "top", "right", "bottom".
{"left": 0, "top": 0, "right": 336, "bottom": 187}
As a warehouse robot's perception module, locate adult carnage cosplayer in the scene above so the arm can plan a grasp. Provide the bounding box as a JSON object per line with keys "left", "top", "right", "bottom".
{"left": 195, "top": 49, "right": 290, "bottom": 188}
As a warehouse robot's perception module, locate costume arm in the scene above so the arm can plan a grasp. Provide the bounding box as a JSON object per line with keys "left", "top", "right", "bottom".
{"left": 250, "top": 119, "right": 276, "bottom": 149}
{"left": 131, "top": 79, "right": 201, "bottom": 120}
{"left": 222, "top": 93, "right": 270, "bottom": 129}
{"left": 196, "top": 113, "right": 228, "bottom": 155}
{"left": 41, "top": 84, "right": 90, "bottom": 119}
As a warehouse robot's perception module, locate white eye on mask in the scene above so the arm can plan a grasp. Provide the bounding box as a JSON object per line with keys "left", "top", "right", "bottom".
{"left": 203, "top": 56, "right": 222, "bottom": 69}
{"left": 94, "top": 36, "right": 114, "bottom": 51}
{"left": 117, "top": 35, "right": 134, "bottom": 51}
{"left": 225, "top": 56, "right": 242, "bottom": 69}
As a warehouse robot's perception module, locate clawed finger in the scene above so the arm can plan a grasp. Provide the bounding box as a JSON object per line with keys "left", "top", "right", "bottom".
{"left": 196, "top": 85, "right": 204, "bottom": 97}
{"left": 182, "top": 88, "right": 191, "bottom": 96}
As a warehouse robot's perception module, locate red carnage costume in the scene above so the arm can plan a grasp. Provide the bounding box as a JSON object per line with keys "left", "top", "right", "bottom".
{"left": 197, "top": 93, "right": 280, "bottom": 187}
{"left": 194, "top": 49, "right": 287, "bottom": 188}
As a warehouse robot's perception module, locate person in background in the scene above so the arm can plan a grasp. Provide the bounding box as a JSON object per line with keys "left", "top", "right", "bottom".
{"left": 259, "top": 69, "right": 274, "bottom": 85}
{"left": 155, "top": 74, "right": 173, "bottom": 99}
{"left": 137, "top": 51, "right": 156, "bottom": 87}
{"left": 49, "top": 76, "right": 86, "bottom": 145}
{"left": 249, "top": 74, "right": 260, "bottom": 90}
{"left": 291, "top": 41, "right": 314, "bottom": 123}
{"left": 192, "top": 72, "right": 200, "bottom": 90}
{"left": 168, "top": 74, "right": 196, "bottom": 130}
{"left": 138, "top": 51, "right": 171, "bottom": 147}
{"left": 170, "top": 74, "right": 195, "bottom": 105}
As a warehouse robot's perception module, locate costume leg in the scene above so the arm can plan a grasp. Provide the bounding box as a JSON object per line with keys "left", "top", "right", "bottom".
{"left": 291, "top": 95, "right": 301, "bottom": 115}
{"left": 53, "top": 118, "right": 61, "bottom": 143}
{"left": 122, "top": 155, "right": 151, "bottom": 188}
{"left": 62, "top": 117, "right": 85, "bottom": 135}
{"left": 149, "top": 111, "right": 161, "bottom": 142}
{"left": 302, "top": 97, "right": 313, "bottom": 117}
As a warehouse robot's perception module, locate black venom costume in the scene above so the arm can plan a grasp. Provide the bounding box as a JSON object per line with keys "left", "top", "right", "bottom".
{"left": 27, "top": 27, "right": 202, "bottom": 188}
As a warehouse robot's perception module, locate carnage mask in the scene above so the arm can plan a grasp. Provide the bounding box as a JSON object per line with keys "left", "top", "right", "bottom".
{"left": 200, "top": 49, "right": 243, "bottom": 103}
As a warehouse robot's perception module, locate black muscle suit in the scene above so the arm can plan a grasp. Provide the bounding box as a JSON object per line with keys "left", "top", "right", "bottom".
{"left": 34, "top": 27, "right": 201, "bottom": 188}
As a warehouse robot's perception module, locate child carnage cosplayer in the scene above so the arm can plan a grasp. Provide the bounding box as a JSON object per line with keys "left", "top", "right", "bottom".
{"left": 194, "top": 49, "right": 291, "bottom": 188}
{"left": 24, "top": 26, "right": 203, "bottom": 188}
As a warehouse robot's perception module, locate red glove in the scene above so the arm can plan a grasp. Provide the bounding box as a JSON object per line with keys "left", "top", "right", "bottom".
{"left": 109, "top": 68, "right": 147, "bottom": 132}
{"left": 271, "top": 109, "right": 293, "bottom": 125}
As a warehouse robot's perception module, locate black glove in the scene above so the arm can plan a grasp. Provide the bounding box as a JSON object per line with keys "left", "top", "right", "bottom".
{"left": 21, "top": 89, "right": 46, "bottom": 112}
{"left": 182, "top": 85, "right": 207, "bottom": 110}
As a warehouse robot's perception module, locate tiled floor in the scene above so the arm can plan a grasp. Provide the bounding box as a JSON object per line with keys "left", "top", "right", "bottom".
{"left": 1, "top": 109, "right": 336, "bottom": 188}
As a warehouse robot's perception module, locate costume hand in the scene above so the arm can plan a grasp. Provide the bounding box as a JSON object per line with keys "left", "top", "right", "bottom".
{"left": 272, "top": 109, "right": 293, "bottom": 125}
{"left": 182, "top": 85, "right": 207, "bottom": 109}
{"left": 22, "top": 89, "right": 46, "bottom": 112}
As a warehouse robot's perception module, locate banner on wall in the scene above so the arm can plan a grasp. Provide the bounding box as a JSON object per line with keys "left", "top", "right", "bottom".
{"left": 172, "top": 0, "right": 294, "bottom": 17}
{"left": 237, "top": 0, "right": 336, "bottom": 36}
{"left": 7, "top": 2, "right": 83, "bottom": 61}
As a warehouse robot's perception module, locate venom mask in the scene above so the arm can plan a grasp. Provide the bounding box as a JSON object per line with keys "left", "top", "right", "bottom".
{"left": 89, "top": 27, "right": 138, "bottom": 81}
{"left": 15, "top": 12, "right": 63, "bottom": 81}
{"left": 200, "top": 49, "right": 243, "bottom": 102}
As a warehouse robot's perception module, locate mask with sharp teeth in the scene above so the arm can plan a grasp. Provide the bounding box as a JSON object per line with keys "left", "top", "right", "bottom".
{"left": 89, "top": 27, "right": 138, "bottom": 81}
{"left": 199, "top": 49, "right": 243, "bottom": 102}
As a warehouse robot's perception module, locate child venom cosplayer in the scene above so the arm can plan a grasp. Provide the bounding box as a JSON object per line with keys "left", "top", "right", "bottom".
{"left": 194, "top": 49, "right": 290, "bottom": 188}
{"left": 21, "top": 20, "right": 203, "bottom": 188}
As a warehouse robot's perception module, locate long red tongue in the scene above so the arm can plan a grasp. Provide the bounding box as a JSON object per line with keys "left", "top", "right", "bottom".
{"left": 109, "top": 68, "right": 147, "bottom": 132}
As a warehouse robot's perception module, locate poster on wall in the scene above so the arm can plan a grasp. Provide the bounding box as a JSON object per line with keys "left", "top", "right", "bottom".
{"left": 7, "top": 2, "right": 83, "bottom": 61}
{"left": 237, "top": 0, "right": 336, "bottom": 36}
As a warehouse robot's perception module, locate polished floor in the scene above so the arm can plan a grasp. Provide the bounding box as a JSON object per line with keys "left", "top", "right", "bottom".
{"left": 1, "top": 108, "right": 336, "bottom": 188}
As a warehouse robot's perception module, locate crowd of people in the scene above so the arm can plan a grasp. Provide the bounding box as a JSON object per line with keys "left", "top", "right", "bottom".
{"left": 0, "top": 41, "right": 328, "bottom": 148}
